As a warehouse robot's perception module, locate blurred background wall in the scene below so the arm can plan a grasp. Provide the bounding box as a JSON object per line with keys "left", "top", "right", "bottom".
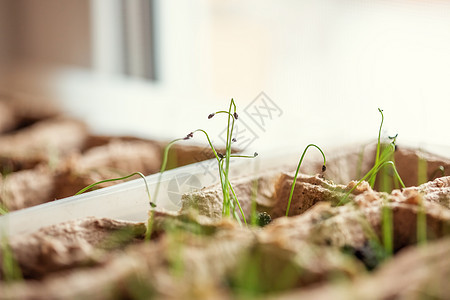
{"left": 0, "top": 0, "right": 449, "bottom": 155}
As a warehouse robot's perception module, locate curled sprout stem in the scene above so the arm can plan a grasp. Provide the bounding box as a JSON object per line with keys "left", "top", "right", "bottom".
{"left": 153, "top": 137, "right": 187, "bottom": 204}
{"left": 75, "top": 172, "right": 154, "bottom": 207}
{"left": 285, "top": 144, "right": 326, "bottom": 217}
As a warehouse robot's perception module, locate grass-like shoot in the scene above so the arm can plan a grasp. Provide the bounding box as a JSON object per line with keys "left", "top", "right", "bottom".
{"left": 75, "top": 172, "right": 154, "bottom": 207}
{"left": 151, "top": 99, "right": 257, "bottom": 226}
{"left": 285, "top": 144, "right": 326, "bottom": 217}
{"left": 368, "top": 108, "right": 385, "bottom": 187}
{"left": 338, "top": 111, "right": 405, "bottom": 205}
{"left": 1, "top": 235, "right": 22, "bottom": 282}
{"left": 381, "top": 195, "right": 393, "bottom": 256}
{"left": 188, "top": 100, "right": 257, "bottom": 224}
{"left": 0, "top": 203, "right": 7, "bottom": 215}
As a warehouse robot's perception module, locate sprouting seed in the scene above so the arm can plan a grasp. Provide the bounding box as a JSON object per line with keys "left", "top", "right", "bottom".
{"left": 218, "top": 153, "right": 224, "bottom": 159}
{"left": 254, "top": 152, "right": 258, "bottom": 157}
{"left": 233, "top": 112, "right": 238, "bottom": 119}
{"left": 184, "top": 132, "right": 194, "bottom": 140}
{"left": 322, "top": 165, "right": 327, "bottom": 172}
{"left": 208, "top": 113, "right": 215, "bottom": 119}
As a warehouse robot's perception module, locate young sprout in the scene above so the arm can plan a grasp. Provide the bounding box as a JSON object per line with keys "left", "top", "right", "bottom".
{"left": 152, "top": 135, "right": 194, "bottom": 204}
{"left": 250, "top": 176, "right": 259, "bottom": 226}
{"left": 0, "top": 203, "right": 7, "bottom": 215}
{"left": 338, "top": 112, "right": 406, "bottom": 205}
{"left": 75, "top": 172, "right": 155, "bottom": 207}
{"left": 338, "top": 138, "right": 406, "bottom": 205}
{"left": 188, "top": 126, "right": 255, "bottom": 225}
{"left": 285, "top": 144, "right": 326, "bottom": 217}
{"left": 381, "top": 195, "right": 393, "bottom": 256}
{"left": 1, "top": 235, "right": 22, "bottom": 282}
{"left": 199, "top": 99, "right": 257, "bottom": 224}
{"left": 369, "top": 108, "right": 384, "bottom": 187}
{"left": 151, "top": 99, "right": 256, "bottom": 226}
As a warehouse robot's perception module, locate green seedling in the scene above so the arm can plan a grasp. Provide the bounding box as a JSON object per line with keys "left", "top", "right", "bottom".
{"left": 207, "top": 99, "right": 254, "bottom": 222}
{"left": 250, "top": 176, "right": 259, "bottom": 226}
{"left": 285, "top": 144, "right": 326, "bottom": 217}
{"left": 0, "top": 203, "right": 7, "bottom": 215}
{"left": 368, "top": 108, "right": 385, "bottom": 187}
{"left": 338, "top": 110, "right": 406, "bottom": 205}
{"left": 152, "top": 137, "right": 191, "bottom": 204}
{"left": 97, "top": 224, "right": 147, "bottom": 250}
{"left": 75, "top": 172, "right": 154, "bottom": 207}
{"left": 381, "top": 195, "right": 393, "bottom": 256}
{"left": 75, "top": 172, "right": 155, "bottom": 241}
{"left": 174, "top": 99, "right": 257, "bottom": 225}
{"left": 417, "top": 156, "right": 428, "bottom": 186}
{"left": 229, "top": 245, "right": 302, "bottom": 297}
{"left": 416, "top": 158, "right": 429, "bottom": 245}
{"left": 0, "top": 173, "right": 9, "bottom": 215}
{"left": 1, "top": 235, "right": 22, "bottom": 282}
{"left": 152, "top": 99, "right": 257, "bottom": 226}
{"left": 338, "top": 140, "right": 405, "bottom": 206}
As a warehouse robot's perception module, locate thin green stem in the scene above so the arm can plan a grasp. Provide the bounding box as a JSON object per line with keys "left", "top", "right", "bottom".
{"left": 382, "top": 201, "right": 393, "bottom": 256}
{"left": 218, "top": 159, "right": 229, "bottom": 216}
{"left": 368, "top": 161, "right": 405, "bottom": 189}
{"left": 145, "top": 210, "right": 155, "bottom": 241}
{"left": 285, "top": 144, "right": 326, "bottom": 217}
{"left": 223, "top": 100, "right": 236, "bottom": 217}
{"left": 75, "top": 172, "right": 153, "bottom": 207}
{"left": 369, "top": 108, "right": 384, "bottom": 187}
{"left": 0, "top": 203, "right": 8, "bottom": 215}
{"left": 251, "top": 176, "right": 259, "bottom": 226}
{"left": 338, "top": 142, "right": 397, "bottom": 205}
{"left": 1, "top": 235, "right": 22, "bottom": 282}
{"left": 227, "top": 178, "right": 247, "bottom": 225}
{"left": 153, "top": 138, "right": 186, "bottom": 204}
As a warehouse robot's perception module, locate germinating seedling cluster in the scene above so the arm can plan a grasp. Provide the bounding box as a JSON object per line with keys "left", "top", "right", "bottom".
{"left": 57, "top": 104, "right": 425, "bottom": 251}
{"left": 0, "top": 101, "right": 442, "bottom": 289}
{"left": 0, "top": 102, "right": 429, "bottom": 258}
